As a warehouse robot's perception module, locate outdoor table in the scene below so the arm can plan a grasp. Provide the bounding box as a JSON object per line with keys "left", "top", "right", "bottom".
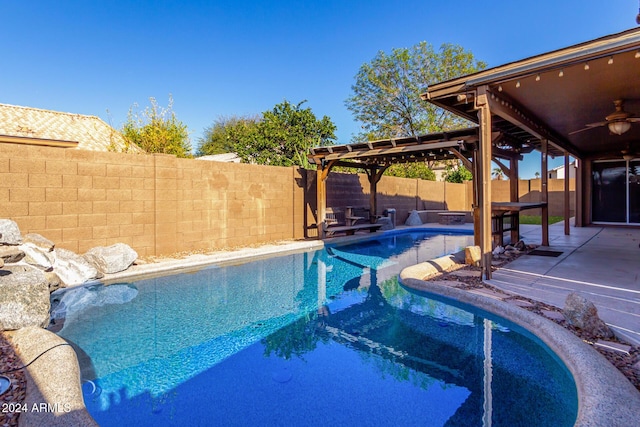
{"left": 491, "top": 202, "right": 547, "bottom": 246}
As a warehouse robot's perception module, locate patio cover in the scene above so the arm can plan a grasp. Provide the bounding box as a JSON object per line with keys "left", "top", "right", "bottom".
{"left": 421, "top": 27, "right": 640, "bottom": 279}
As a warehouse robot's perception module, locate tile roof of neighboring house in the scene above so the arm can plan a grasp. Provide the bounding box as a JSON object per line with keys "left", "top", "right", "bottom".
{"left": 0, "top": 103, "right": 142, "bottom": 152}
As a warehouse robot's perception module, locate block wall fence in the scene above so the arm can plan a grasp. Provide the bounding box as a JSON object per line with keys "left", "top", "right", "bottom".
{"left": 0, "top": 144, "right": 575, "bottom": 257}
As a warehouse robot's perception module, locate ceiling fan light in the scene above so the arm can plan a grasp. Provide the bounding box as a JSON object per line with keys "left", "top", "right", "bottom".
{"left": 608, "top": 120, "right": 631, "bottom": 135}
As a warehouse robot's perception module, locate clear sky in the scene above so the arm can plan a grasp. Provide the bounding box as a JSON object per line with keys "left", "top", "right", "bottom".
{"left": 1, "top": 1, "right": 637, "bottom": 178}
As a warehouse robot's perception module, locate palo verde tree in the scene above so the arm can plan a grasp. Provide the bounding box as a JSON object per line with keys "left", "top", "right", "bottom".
{"left": 198, "top": 100, "right": 336, "bottom": 168}
{"left": 346, "top": 42, "right": 486, "bottom": 140}
{"left": 122, "top": 95, "right": 192, "bottom": 158}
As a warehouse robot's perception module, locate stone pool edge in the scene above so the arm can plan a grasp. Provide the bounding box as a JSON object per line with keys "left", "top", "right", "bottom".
{"left": 7, "top": 326, "right": 98, "bottom": 427}
{"left": 400, "top": 262, "right": 640, "bottom": 427}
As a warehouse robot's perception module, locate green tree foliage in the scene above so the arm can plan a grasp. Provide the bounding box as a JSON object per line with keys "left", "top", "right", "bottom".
{"left": 385, "top": 162, "right": 436, "bottom": 181}
{"left": 444, "top": 163, "right": 473, "bottom": 183}
{"left": 197, "top": 115, "right": 260, "bottom": 156}
{"left": 122, "top": 96, "right": 192, "bottom": 158}
{"left": 345, "top": 42, "right": 486, "bottom": 140}
{"left": 198, "top": 100, "right": 336, "bottom": 168}
{"left": 492, "top": 167, "right": 505, "bottom": 180}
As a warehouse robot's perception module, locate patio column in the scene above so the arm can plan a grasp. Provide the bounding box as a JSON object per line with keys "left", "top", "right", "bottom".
{"left": 476, "top": 88, "right": 493, "bottom": 280}
{"left": 564, "top": 152, "right": 570, "bottom": 235}
{"left": 472, "top": 147, "right": 481, "bottom": 247}
{"left": 541, "top": 139, "right": 549, "bottom": 246}
{"left": 509, "top": 157, "right": 519, "bottom": 244}
{"left": 575, "top": 158, "right": 583, "bottom": 227}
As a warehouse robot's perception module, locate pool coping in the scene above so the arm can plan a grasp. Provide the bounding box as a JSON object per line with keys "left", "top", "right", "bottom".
{"left": 400, "top": 258, "right": 640, "bottom": 427}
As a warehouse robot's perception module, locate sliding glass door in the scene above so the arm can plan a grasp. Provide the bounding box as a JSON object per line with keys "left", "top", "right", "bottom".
{"left": 592, "top": 160, "right": 640, "bottom": 224}
{"left": 630, "top": 161, "right": 640, "bottom": 224}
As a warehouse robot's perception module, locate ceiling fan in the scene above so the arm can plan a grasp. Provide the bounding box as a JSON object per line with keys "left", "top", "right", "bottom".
{"left": 570, "top": 99, "right": 640, "bottom": 136}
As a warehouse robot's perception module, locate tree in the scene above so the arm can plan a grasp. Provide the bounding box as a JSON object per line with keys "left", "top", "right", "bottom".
{"left": 492, "top": 167, "right": 505, "bottom": 180}
{"left": 345, "top": 42, "right": 486, "bottom": 140}
{"left": 444, "top": 163, "right": 473, "bottom": 183}
{"left": 197, "top": 115, "right": 260, "bottom": 157}
{"left": 122, "top": 96, "right": 192, "bottom": 158}
{"left": 198, "top": 100, "right": 337, "bottom": 168}
{"left": 534, "top": 171, "right": 541, "bottom": 179}
{"left": 385, "top": 162, "right": 436, "bottom": 180}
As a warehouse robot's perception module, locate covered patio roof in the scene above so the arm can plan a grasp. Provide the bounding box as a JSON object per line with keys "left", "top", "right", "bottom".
{"left": 423, "top": 27, "right": 640, "bottom": 160}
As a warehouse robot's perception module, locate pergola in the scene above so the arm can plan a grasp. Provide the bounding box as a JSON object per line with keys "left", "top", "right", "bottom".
{"left": 310, "top": 27, "right": 640, "bottom": 279}
{"left": 308, "top": 127, "right": 478, "bottom": 236}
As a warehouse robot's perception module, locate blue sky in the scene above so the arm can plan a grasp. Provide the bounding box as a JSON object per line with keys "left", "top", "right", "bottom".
{"left": 1, "top": 1, "right": 637, "bottom": 178}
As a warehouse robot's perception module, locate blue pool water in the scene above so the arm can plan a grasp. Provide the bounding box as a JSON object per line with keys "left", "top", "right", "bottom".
{"left": 51, "top": 229, "right": 577, "bottom": 426}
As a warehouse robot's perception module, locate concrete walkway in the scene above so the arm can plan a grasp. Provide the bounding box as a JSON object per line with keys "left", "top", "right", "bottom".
{"left": 488, "top": 222, "right": 640, "bottom": 345}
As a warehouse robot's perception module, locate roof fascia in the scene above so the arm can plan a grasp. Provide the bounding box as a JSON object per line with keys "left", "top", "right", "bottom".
{"left": 0, "top": 135, "right": 79, "bottom": 148}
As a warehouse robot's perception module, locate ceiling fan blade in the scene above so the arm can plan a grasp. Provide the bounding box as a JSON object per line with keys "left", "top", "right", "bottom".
{"left": 584, "top": 121, "right": 608, "bottom": 127}
{"left": 569, "top": 122, "right": 607, "bottom": 135}
{"left": 627, "top": 117, "right": 640, "bottom": 122}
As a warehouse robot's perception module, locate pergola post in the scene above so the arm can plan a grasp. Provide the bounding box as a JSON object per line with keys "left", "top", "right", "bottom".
{"left": 509, "top": 157, "right": 520, "bottom": 244}
{"left": 316, "top": 160, "right": 335, "bottom": 239}
{"left": 472, "top": 147, "right": 481, "bottom": 247}
{"left": 366, "top": 165, "right": 388, "bottom": 223}
{"left": 316, "top": 165, "right": 327, "bottom": 239}
{"left": 541, "top": 139, "right": 550, "bottom": 246}
{"left": 476, "top": 88, "right": 493, "bottom": 280}
{"left": 564, "top": 152, "right": 570, "bottom": 235}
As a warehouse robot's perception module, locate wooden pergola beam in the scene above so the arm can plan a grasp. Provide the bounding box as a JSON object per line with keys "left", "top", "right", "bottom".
{"left": 450, "top": 148, "right": 473, "bottom": 171}
{"left": 312, "top": 139, "right": 467, "bottom": 163}
{"left": 486, "top": 92, "right": 579, "bottom": 158}
{"left": 476, "top": 87, "right": 493, "bottom": 280}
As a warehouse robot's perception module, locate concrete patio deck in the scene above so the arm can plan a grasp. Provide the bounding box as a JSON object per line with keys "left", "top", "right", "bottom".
{"left": 488, "top": 221, "right": 640, "bottom": 346}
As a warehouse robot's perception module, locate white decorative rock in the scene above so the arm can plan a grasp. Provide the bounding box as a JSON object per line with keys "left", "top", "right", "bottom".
{"left": 0, "top": 219, "right": 22, "bottom": 245}
{"left": 53, "top": 248, "right": 100, "bottom": 287}
{"left": 84, "top": 243, "right": 138, "bottom": 274}
{"left": 19, "top": 242, "right": 55, "bottom": 271}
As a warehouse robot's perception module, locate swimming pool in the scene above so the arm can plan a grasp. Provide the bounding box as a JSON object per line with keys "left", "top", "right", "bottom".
{"left": 51, "top": 229, "right": 577, "bottom": 426}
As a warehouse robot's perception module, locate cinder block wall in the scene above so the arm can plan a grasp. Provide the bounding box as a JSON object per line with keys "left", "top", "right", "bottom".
{"left": 0, "top": 144, "right": 298, "bottom": 257}
{"left": 0, "top": 143, "right": 575, "bottom": 256}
